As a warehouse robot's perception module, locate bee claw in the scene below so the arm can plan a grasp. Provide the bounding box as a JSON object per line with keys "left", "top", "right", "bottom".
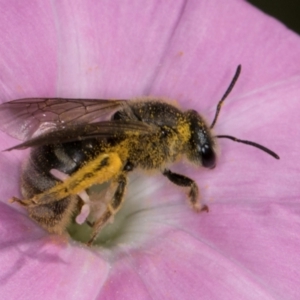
{"left": 193, "top": 203, "right": 209, "bottom": 213}
{"left": 200, "top": 204, "right": 209, "bottom": 213}
{"left": 8, "top": 197, "right": 18, "bottom": 204}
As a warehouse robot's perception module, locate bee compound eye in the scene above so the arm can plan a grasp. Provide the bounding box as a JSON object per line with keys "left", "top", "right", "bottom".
{"left": 201, "top": 144, "right": 216, "bottom": 169}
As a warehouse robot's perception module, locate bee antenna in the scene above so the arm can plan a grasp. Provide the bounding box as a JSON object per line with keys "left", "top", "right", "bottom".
{"left": 210, "top": 65, "right": 242, "bottom": 129}
{"left": 216, "top": 135, "right": 280, "bottom": 160}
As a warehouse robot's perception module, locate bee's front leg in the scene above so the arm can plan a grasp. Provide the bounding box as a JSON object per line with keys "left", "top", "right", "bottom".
{"left": 162, "top": 169, "right": 208, "bottom": 212}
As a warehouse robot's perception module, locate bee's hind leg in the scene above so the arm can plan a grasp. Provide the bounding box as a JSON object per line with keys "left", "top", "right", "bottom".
{"left": 87, "top": 172, "right": 128, "bottom": 246}
{"left": 162, "top": 169, "right": 208, "bottom": 212}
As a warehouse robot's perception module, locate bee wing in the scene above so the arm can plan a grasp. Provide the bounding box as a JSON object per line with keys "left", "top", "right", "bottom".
{"left": 5, "top": 120, "right": 157, "bottom": 151}
{"left": 0, "top": 98, "right": 127, "bottom": 141}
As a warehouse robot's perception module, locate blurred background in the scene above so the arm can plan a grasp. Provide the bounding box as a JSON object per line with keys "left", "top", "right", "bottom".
{"left": 248, "top": 0, "right": 300, "bottom": 34}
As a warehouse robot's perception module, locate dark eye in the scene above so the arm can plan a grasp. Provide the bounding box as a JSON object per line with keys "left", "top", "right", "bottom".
{"left": 201, "top": 144, "right": 216, "bottom": 169}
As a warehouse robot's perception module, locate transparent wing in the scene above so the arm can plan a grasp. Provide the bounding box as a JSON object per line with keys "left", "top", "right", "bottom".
{"left": 5, "top": 120, "right": 157, "bottom": 151}
{"left": 0, "top": 98, "right": 127, "bottom": 140}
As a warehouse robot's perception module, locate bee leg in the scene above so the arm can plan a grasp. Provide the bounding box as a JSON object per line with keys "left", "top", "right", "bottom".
{"left": 87, "top": 173, "right": 128, "bottom": 246}
{"left": 9, "top": 197, "right": 28, "bottom": 206}
{"left": 86, "top": 220, "right": 95, "bottom": 228}
{"left": 162, "top": 169, "right": 208, "bottom": 212}
{"left": 19, "top": 153, "right": 123, "bottom": 207}
{"left": 51, "top": 169, "right": 92, "bottom": 225}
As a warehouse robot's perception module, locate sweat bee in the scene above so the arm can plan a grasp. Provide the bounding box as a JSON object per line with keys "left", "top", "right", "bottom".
{"left": 0, "top": 65, "right": 279, "bottom": 245}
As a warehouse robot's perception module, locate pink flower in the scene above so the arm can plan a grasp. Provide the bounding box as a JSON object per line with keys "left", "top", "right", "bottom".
{"left": 0, "top": 0, "right": 300, "bottom": 299}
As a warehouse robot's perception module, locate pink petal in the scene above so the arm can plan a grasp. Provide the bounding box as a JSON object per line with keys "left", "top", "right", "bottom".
{"left": 0, "top": 202, "right": 110, "bottom": 299}
{"left": 100, "top": 202, "right": 300, "bottom": 300}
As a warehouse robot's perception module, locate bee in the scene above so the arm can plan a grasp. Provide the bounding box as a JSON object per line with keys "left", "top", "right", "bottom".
{"left": 0, "top": 65, "right": 279, "bottom": 246}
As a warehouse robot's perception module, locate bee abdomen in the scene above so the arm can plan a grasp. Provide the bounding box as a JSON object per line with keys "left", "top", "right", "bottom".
{"left": 21, "top": 140, "right": 100, "bottom": 197}
{"left": 21, "top": 144, "right": 85, "bottom": 234}
{"left": 21, "top": 145, "right": 66, "bottom": 198}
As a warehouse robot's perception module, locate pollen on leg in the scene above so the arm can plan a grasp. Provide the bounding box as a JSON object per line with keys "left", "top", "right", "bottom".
{"left": 50, "top": 168, "right": 92, "bottom": 224}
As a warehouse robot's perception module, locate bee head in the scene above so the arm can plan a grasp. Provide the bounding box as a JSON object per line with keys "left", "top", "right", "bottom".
{"left": 186, "top": 110, "right": 216, "bottom": 169}
{"left": 186, "top": 65, "right": 279, "bottom": 168}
